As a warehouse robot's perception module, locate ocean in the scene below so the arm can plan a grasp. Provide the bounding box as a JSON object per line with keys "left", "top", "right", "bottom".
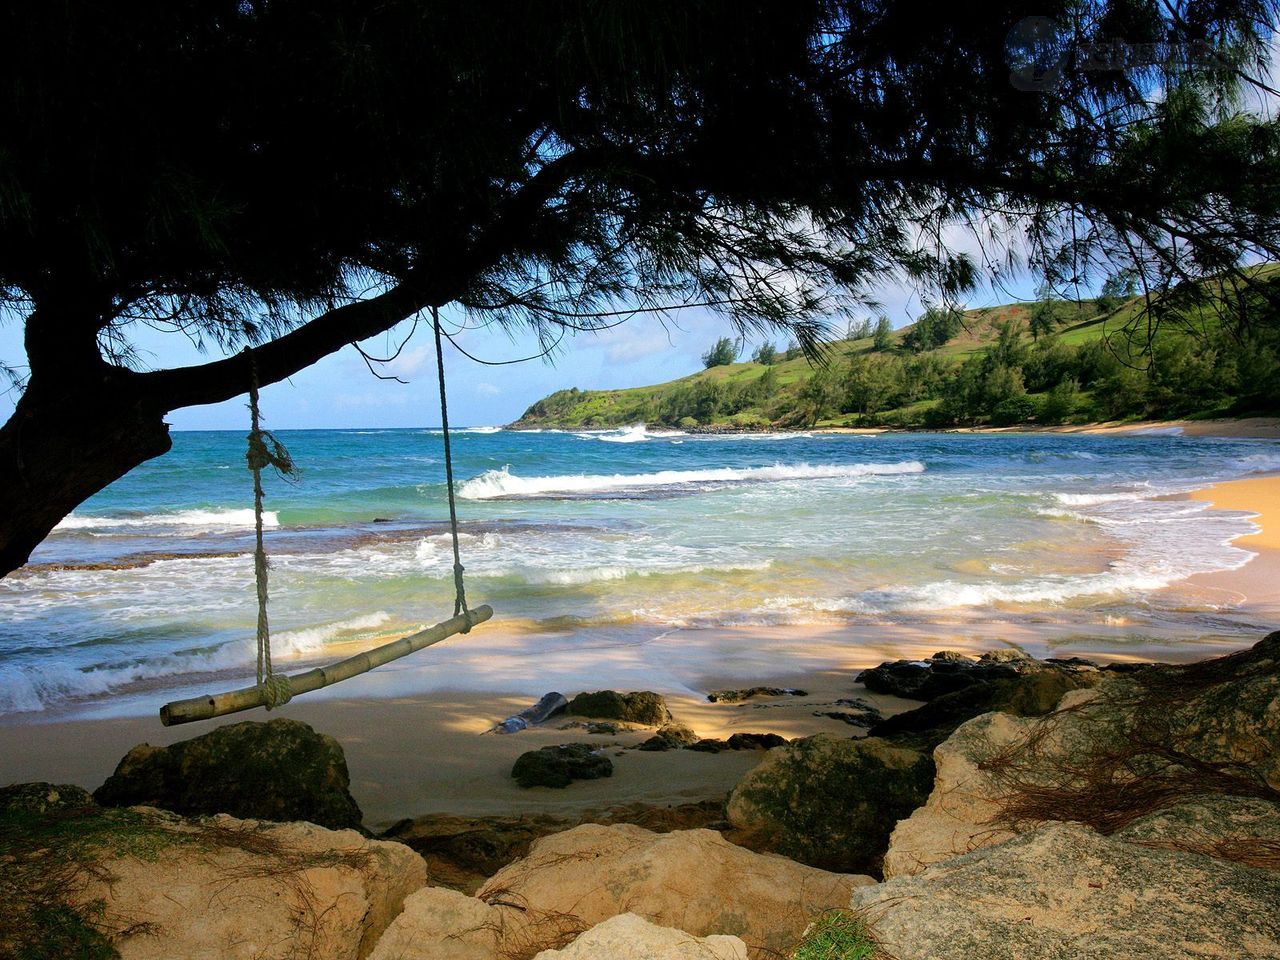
{"left": 2, "top": 425, "right": 1277, "bottom": 721}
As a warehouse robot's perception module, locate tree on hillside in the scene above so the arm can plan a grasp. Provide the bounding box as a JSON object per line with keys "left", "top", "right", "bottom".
{"left": 1097, "top": 269, "right": 1141, "bottom": 314}
{"left": 872, "top": 317, "right": 895, "bottom": 352}
{"left": 1030, "top": 284, "right": 1063, "bottom": 340}
{"left": 703, "top": 338, "right": 739, "bottom": 368}
{"left": 752, "top": 342, "right": 779, "bottom": 365}
{"left": 2, "top": 2, "right": 1280, "bottom": 575}
{"left": 903, "top": 306, "right": 965, "bottom": 352}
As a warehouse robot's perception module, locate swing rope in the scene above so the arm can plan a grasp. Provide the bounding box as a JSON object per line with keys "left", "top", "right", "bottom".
{"left": 245, "top": 349, "right": 296, "bottom": 709}
{"left": 433, "top": 306, "right": 472, "bottom": 629}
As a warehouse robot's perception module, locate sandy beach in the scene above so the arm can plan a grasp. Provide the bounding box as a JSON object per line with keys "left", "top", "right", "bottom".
{"left": 3, "top": 461, "right": 1278, "bottom": 833}
{"left": 0, "top": 617, "right": 1269, "bottom": 830}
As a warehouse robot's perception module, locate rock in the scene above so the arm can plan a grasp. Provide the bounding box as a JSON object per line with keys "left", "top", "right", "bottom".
{"left": 511, "top": 743, "right": 613, "bottom": 788}
{"left": 1113, "top": 794, "right": 1280, "bottom": 861}
{"left": 566, "top": 690, "right": 671, "bottom": 726}
{"left": 532, "top": 913, "right": 748, "bottom": 960}
{"left": 868, "top": 668, "right": 1097, "bottom": 750}
{"left": 686, "top": 738, "right": 730, "bottom": 753}
{"left": 855, "top": 649, "right": 1049, "bottom": 701}
{"left": 381, "top": 800, "right": 729, "bottom": 895}
{"left": 814, "top": 710, "right": 881, "bottom": 727}
{"left": 63, "top": 807, "right": 425, "bottom": 960}
{"left": 853, "top": 821, "right": 1280, "bottom": 960}
{"left": 637, "top": 723, "right": 699, "bottom": 751}
{"left": 881, "top": 710, "right": 1028, "bottom": 878}
{"left": 726, "top": 734, "right": 934, "bottom": 874}
{"left": 884, "top": 631, "right": 1280, "bottom": 877}
{"left": 92, "top": 717, "right": 363, "bottom": 830}
{"left": 0, "top": 781, "right": 96, "bottom": 814}
{"left": 725, "top": 732, "right": 787, "bottom": 750}
{"left": 706, "top": 687, "right": 807, "bottom": 703}
{"left": 478, "top": 824, "right": 871, "bottom": 957}
{"left": 368, "top": 886, "right": 502, "bottom": 960}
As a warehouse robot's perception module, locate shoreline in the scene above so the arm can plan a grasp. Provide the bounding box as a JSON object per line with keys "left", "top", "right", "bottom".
{"left": 3, "top": 453, "right": 1278, "bottom": 832}
{"left": 0, "top": 621, "right": 1267, "bottom": 830}
{"left": 509, "top": 416, "right": 1280, "bottom": 440}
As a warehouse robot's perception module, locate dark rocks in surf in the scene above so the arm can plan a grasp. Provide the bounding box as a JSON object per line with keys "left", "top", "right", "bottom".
{"left": 511, "top": 743, "right": 614, "bottom": 789}
{"left": 566, "top": 690, "right": 671, "bottom": 726}
{"left": 93, "top": 718, "right": 363, "bottom": 830}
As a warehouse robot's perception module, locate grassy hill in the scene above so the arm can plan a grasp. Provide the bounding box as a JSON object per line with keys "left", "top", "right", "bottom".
{"left": 514, "top": 266, "right": 1280, "bottom": 430}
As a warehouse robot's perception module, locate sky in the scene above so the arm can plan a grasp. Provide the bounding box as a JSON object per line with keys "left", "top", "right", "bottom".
{"left": 0, "top": 267, "right": 1042, "bottom": 431}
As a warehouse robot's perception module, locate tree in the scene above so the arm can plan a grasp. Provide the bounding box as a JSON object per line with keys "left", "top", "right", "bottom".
{"left": 903, "top": 306, "right": 964, "bottom": 352}
{"left": 1096, "top": 269, "right": 1140, "bottom": 314}
{"left": 703, "top": 338, "right": 738, "bottom": 368}
{"left": 872, "top": 317, "right": 895, "bottom": 352}
{"left": 752, "top": 342, "right": 779, "bottom": 365}
{"left": 2, "top": 2, "right": 1280, "bottom": 575}
{"left": 848, "top": 318, "right": 874, "bottom": 340}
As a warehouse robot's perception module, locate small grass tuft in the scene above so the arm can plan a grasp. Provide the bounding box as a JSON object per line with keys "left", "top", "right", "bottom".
{"left": 791, "top": 910, "right": 882, "bottom": 960}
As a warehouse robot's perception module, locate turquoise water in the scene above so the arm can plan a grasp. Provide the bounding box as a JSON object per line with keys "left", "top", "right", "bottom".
{"left": 1, "top": 425, "right": 1277, "bottom": 718}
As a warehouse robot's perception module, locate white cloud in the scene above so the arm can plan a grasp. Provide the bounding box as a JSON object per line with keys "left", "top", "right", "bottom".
{"left": 475, "top": 381, "right": 501, "bottom": 396}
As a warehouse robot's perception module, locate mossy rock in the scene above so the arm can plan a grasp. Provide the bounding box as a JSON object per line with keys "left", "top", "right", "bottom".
{"left": 566, "top": 690, "right": 671, "bottom": 726}
{"left": 92, "top": 717, "right": 363, "bottom": 830}
{"left": 637, "top": 723, "right": 699, "bottom": 751}
{"left": 0, "top": 782, "right": 96, "bottom": 816}
{"left": 727, "top": 734, "right": 934, "bottom": 874}
{"left": 511, "top": 743, "right": 614, "bottom": 789}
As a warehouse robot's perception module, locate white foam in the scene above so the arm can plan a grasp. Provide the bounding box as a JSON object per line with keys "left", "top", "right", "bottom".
{"left": 458, "top": 460, "right": 925, "bottom": 499}
{"left": 55, "top": 508, "right": 279, "bottom": 533}
{"left": 271, "top": 611, "right": 393, "bottom": 656}
{"left": 574, "top": 424, "right": 687, "bottom": 443}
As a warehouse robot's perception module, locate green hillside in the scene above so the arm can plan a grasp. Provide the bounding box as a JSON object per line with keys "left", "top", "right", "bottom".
{"left": 514, "top": 266, "right": 1280, "bottom": 430}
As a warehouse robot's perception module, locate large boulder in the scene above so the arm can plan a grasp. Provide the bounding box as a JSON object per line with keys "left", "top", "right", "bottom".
{"left": 93, "top": 717, "right": 363, "bottom": 830}
{"left": 532, "top": 914, "right": 748, "bottom": 960}
{"left": 726, "top": 734, "right": 934, "bottom": 874}
{"left": 477, "top": 823, "right": 871, "bottom": 957}
{"left": 49, "top": 807, "right": 425, "bottom": 960}
{"left": 853, "top": 821, "right": 1280, "bottom": 960}
{"left": 381, "top": 800, "right": 729, "bottom": 895}
{"left": 855, "top": 649, "right": 1101, "bottom": 702}
{"left": 565, "top": 690, "right": 672, "bottom": 725}
{"left": 368, "top": 886, "right": 503, "bottom": 960}
{"left": 511, "top": 743, "right": 613, "bottom": 788}
{"left": 885, "top": 631, "right": 1280, "bottom": 877}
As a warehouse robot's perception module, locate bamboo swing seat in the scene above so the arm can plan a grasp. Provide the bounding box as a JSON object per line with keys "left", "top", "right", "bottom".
{"left": 158, "top": 309, "right": 488, "bottom": 726}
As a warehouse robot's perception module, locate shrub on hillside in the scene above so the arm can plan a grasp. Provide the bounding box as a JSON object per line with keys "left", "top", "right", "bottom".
{"left": 991, "top": 394, "right": 1039, "bottom": 426}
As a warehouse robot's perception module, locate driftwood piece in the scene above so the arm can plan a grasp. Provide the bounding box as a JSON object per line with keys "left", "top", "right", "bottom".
{"left": 160, "top": 605, "right": 493, "bottom": 726}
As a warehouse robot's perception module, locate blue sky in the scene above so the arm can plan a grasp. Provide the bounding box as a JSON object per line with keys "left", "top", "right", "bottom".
{"left": 0, "top": 268, "right": 1044, "bottom": 431}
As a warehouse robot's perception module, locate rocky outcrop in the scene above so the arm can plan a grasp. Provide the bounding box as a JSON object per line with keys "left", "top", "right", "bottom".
{"left": 884, "top": 632, "right": 1280, "bottom": 877}
{"left": 511, "top": 743, "right": 613, "bottom": 788}
{"left": 381, "top": 800, "right": 728, "bottom": 894}
{"left": 565, "top": 690, "right": 671, "bottom": 726}
{"left": 477, "top": 823, "right": 871, "bottom": 957}
{"left": 532, "top": 914, "right": 748, "bottom": 960}
{"left": 853, "top": 821, "right": 1280, "bottom": 960}
{"left": 61, "top": 807, "right": 426, "bottom": 960}
{"left": 726, "top": 734, "right": 934, "bottom": 874}
{"left": 882, "top": 708, "right": 1037, "bottom": 878}
{"left": 856, "top": 648, "right": 1099, "bottom": 702}
{"left": 93, "top": 718, "right": 364, "bottom": 830}
{"left": 368, "top": 886, "right": 502, "bottom": 960}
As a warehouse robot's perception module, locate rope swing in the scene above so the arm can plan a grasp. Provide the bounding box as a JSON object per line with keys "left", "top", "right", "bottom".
{"left": 159, "top": 324, "right": 491, "bottom": 726}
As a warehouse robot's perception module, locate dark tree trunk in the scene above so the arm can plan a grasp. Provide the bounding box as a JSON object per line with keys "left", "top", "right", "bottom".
{"left": 0, "top": 371, "right": 172, "bottom": 575}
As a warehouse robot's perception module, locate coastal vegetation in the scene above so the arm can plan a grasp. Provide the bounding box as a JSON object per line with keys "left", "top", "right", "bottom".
{"left": 515, "top": 267, "right": 1280, "bottom": 430}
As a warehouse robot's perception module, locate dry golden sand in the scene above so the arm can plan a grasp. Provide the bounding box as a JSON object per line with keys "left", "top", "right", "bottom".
{"left": 1190, "top": 474, "right": 1280, "bottom": 550}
